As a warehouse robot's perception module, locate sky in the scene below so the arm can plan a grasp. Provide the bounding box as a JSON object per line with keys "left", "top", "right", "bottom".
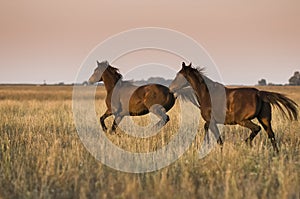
{"left": 0, "top": 0, "right": 299, "bottom": 85}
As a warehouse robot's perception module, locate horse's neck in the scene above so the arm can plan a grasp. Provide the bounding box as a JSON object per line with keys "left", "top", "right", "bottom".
{"left": 102, "top": 76, "right": 121, "bottom": 94}
{"left": 188, "top": 75, "right": 211, "bottom": 106}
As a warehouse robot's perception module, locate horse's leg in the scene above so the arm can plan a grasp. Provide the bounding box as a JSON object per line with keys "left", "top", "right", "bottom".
{"left": 208, "top": 121, "right": 223, "bottom": 147}
{"left": 238, "top": 120, "right": 261, "bottom": 146}
{"left": 204, "top": 122, "right": 210, "bottom": 143}
{"left": 258, "top": 103, "right": 279, "bottom": 153}
{"left": 111, "top": 114, "right": 124, "bottom": 134}
{"left": 258, "top": 117, "right": 279, "bottom": 153}
{"left": 100, "top": 110, "right": 112, "bottom": 132}
{"left": 149, "top": 104, "right": 169, "bottom": 130}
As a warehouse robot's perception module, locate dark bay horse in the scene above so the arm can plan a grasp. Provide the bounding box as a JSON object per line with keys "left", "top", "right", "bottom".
{"left": 88, "top": 61, "right": 177, "bottom": 133}
{"left": 170, "top": 62, "right": 298, "bottom": 152}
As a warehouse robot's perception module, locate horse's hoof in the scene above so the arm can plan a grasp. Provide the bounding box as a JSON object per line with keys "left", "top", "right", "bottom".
{"left": 244, "top": 138, "right": 253, "bottom": 147}
{"left": 102, "top": 128, "right": 108, "bottom": 133}
{"left": 101, "top": 125, "right": 108, "bottom": 132}
{"left": 109, "top": 129, "right": 116, "bottom": 135}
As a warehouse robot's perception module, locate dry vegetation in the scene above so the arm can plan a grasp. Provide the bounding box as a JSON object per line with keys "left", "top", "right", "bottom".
{"left": 0, "top": 85, "right": 299, "bottom": 199}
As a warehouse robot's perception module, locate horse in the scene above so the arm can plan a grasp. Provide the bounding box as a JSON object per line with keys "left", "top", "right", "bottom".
{"left": 169, "top": 62, "right": 298, "bottom": 153}
{"left": 88, "top": 61, "right": 179, "bottom": 134}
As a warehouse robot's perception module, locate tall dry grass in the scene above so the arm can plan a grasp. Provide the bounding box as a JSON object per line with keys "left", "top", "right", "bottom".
{"left": 0, "top": 85, "right": 299, "bottom": 199}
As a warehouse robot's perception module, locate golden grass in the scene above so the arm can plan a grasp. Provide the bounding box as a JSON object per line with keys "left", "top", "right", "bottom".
{"left": 0, "top": 85, "right": 299, "bottom": 199}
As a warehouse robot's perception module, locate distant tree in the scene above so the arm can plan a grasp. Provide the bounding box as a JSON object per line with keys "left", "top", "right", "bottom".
{"left": 289, "top": 71, "right": 300, "bottom": 86}
{"left": 258, "top": 79, "right": 267, "bottom": 86}
{"left": 132, "top": 77, "right": 172, "bottom": 86}
{"left": 147, "top": 77, "right": 166, "bottom": 85}
{"left": 82, "top": 81, "right": 88, "bottom": 86}
{"left": 147, "top": 77, "right": 172, "bottom": 86}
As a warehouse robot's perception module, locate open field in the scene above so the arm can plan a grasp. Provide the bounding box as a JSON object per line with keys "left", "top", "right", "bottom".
{"left": 0, "top": 85, "right": 300, "bottom": 199}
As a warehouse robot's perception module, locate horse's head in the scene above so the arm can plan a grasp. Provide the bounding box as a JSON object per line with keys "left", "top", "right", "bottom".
{"left": 88, "top": 60, "right": 109, "bottom": 84}
{"left": 169, "top": 62, "right": 193, "bottom": 92}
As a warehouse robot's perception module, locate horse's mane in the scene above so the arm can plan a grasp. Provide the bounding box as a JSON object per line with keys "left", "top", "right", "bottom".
{"left": 191, "top": 66, "right": 219, "bottom": 87}
{"left": 107, "top": 65, "right": 123, "bottom": 81}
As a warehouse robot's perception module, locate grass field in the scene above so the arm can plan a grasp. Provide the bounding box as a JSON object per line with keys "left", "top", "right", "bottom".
{"left": 0, "top": 85, "right": 299, "bottom": 199}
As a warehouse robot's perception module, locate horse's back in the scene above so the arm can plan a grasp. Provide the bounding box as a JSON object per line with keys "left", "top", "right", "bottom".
{"left": 134, "top": 84, "right": 175, "bottom": 110}
{"left": 224, "top": 87, "right": 261, "bottom": 123}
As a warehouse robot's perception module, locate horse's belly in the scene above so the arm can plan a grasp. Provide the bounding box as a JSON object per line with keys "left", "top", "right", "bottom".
{"left": 129, "top": 104, "right": 149, "bottom": 116}
{"left": 224, "top": 115, "right": 238, "bottom": 125}
{"left": 224, "top": 104, "right": 257, "bottom": 124}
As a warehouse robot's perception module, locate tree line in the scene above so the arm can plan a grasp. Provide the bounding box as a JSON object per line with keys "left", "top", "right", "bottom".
{"left": 258, "top": 71, "right": 300, "bottom": 86}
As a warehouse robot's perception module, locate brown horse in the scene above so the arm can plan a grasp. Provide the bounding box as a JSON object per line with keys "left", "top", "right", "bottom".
{"left": 88, "top": 61, "right": 177, "bottom": 133}
{"left": 170, "top": 62, "right": 298, "bottom": 152}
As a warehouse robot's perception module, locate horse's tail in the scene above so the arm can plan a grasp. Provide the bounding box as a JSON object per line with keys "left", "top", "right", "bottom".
{"left": 172, "top": 87, "right": 200, "bottom": 108}
{"left": 258, "top": 91, "right": 298, "bottom": 121}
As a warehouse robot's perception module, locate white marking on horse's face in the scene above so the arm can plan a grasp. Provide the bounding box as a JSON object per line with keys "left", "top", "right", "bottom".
{"left": 169, "top": 73, "right": 189, "bottom": 92}
{"left": 88, "top": 67, "right": 102, "bottom": 84}
{"left": 88, "top": 61, "right": 109, "bottom": 84}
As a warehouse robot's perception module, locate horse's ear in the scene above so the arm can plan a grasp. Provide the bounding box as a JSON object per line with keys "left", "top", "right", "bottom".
{"left": 182, "top": 62, "right": 192, "bottom": 68}
{"left": 97, "top": 60, "right": 100, "bottom": 65}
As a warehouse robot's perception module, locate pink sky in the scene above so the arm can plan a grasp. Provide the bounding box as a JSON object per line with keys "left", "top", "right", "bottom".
{"left": 0, "top": 0, "right": 299, "bottom": 85}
